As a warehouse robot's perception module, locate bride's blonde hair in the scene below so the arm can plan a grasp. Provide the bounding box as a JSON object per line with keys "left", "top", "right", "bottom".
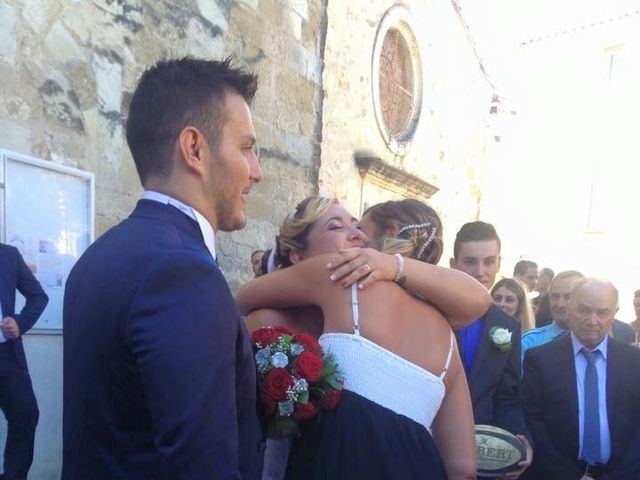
{"left": 275, "top": 195, "right": 337, "bottom": 269}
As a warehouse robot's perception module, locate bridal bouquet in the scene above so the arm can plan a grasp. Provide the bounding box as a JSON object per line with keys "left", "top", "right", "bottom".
{"left": 251, "top": 326, "right": 343, "bottom": 437}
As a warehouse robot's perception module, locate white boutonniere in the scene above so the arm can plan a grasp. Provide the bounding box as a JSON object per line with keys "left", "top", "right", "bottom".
{"left": 489, "top": 326, "right": 512, "bottom": 353}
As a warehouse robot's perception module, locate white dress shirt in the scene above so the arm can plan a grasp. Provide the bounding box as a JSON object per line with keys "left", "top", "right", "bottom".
{"left": 571, "top": 332, "right": 611, "bottom": 463}
{"left": 142, "top": 191, "right": 217, "bottom": 261}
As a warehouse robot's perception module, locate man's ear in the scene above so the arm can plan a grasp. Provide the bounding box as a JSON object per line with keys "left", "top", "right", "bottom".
{"left": 449, "top": 257, "right": 457, "bottom": 269}
{"left": 289, "top": 250, "right": 303, "bottom": 265}
{"left": 178, "top": 126, "right": 207, "bottom": 175}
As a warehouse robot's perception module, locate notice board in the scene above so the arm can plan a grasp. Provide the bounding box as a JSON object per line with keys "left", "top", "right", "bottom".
{"left": 0, "top": 149, "right": 94, "bottom": 331}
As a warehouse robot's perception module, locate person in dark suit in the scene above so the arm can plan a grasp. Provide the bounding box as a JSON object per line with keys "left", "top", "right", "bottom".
{"left": 450, "top": 221, "right": 532, "bottom": 478}
{"left": 521, "top": 278, "right": 640, "bottom": 480}
{"left": 610, "top": 319, "right": 635, "bottom": 345}
{"left": 62, "top": 58, "right": 264, "bottom": 480}
{"left": 0, "top": 243, "right": 48, "bottom": 480}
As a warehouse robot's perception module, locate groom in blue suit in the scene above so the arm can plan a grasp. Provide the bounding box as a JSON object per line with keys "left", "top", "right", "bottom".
{"left": 450, "top": 221, "right": 533, "bottom": 478}
{"left": 62, "top": 58, "right": 264, "bottom": 479}
{"left": 0, "top": 243, "right": 48, "bottom": 480}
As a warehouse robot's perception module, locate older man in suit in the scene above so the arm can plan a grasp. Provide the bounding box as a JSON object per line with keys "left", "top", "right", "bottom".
{"left": 450, "top": 221, "right": 532, "bottom": 478}
{"left": 521, "top": 278, "right": 640, "bottom": 479}
{"left": 62, "top": 58, "right": 264, "bottom": 480}
{"left": 0, "top": 243, "right": 48, "bottom": 480}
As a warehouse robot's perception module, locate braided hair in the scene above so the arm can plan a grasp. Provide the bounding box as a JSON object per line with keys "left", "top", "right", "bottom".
{"left": 362, "top": 198, "right": 443, "bottom": 265}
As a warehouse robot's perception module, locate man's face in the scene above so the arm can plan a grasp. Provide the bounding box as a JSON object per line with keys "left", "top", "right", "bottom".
{"left": 568, "top": 280, "right": 617, "bottom": 350}
{"left": 549, "top": 275, "right": 582, "bottom": 328}
{"left": 204, "top": 92, "right": 262, "bottom": 232}
{"left": 450, "top": 240, "right": 501, "bottom": 290}
{"left": 517, "top": 267, "right": 539, "bottom": 292}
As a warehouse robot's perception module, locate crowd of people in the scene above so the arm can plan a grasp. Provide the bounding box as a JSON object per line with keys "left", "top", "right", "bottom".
{"left": 1, "top": 56, "right": 640, "bottom": 480}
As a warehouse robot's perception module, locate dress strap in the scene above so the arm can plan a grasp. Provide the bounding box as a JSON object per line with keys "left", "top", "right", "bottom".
{"left": 439, "top": 331, "right": 455, "bottom": 380}
{"left": 350, "top": 284, "right": 361, "bottom": 336}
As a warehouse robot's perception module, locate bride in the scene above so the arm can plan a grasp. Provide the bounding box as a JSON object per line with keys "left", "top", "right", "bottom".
{"left": 237, "top": 196, "right": 483, "bottom": 479}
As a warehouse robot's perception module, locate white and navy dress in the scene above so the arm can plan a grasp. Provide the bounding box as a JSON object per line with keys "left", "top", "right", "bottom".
{"left": 286, "top": 285, "right": 452, "bottom": 479}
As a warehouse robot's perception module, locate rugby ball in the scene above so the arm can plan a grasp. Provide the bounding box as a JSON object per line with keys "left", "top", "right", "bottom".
{"left": 475, "top": 424, "right": 526, "bottom": 477}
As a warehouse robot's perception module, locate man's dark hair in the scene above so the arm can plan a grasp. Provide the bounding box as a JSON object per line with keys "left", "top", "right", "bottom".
{"left": 453, "top": 221, "right": 501, "bottom": 260}
{"left": 514, "top": 260, "right": 538, "bottom": 276}
{"left": 126, "top": 57, "right": 258, "bottom": 184}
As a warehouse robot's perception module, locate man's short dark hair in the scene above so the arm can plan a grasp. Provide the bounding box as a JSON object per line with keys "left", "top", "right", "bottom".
{"left": 126, "top": 57, "right": 258, "bottom": 184}
{"left": 453, "top": 221, "right": 501, "bottom": 259}
{"left": 514, "top": 260, "right": 538, "bottom": 276}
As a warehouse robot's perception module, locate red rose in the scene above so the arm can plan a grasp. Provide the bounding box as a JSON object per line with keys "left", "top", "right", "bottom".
{"left": 293, "top": 401, "right": 318, "bottom": 420}
{"left": 294, "top": 351, "right": 324, "bottom": 382}
{"left": 317, "top": 388, "right": 342, "bottom": 410}
{"left": 261, "top": 392, "right": 277, "bottom": 415}
{"left": 263, "top": 368, "right": 294, "bottom": 401}
{"left": 251, "top": 326, "right": 293, "bottom": 347}
{"left": 292, "top": 333, "right": 322, "bottom": 354}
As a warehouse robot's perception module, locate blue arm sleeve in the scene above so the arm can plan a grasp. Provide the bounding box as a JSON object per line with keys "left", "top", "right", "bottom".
{"left": 128, "top": 252, "right": 241, "bottom": 479}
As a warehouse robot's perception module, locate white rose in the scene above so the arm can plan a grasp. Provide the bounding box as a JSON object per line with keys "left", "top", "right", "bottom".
{"left": 493, "top": 328, "right": 512, "bottom": 345}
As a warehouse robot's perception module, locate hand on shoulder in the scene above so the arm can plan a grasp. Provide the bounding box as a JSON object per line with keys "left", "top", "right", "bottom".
{"left": 326, "top": 248, "right": 399, "bottom": 288}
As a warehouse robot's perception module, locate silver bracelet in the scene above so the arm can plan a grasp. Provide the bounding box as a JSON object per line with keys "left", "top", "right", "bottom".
{"left": 393, "top": 253, "right": 404, "bottom": 282}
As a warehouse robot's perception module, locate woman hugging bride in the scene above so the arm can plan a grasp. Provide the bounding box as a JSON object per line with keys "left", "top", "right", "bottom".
{"left": 237, "top": 196, "right": 487, "bottom": 480}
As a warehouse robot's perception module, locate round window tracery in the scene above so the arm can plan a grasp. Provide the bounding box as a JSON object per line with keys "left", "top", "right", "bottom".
{"left": 379, "top": 28, "right": 415, "bottom": 137}
{"left": 372, "top": 7, "right": 422, "bottom": 154}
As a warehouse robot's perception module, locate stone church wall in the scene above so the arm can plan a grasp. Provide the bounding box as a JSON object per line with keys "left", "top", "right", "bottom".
{"left": 0, "top": 0, "right": 327, "bottom": 289}
{"left": 320, "top": 0, "right": 492, "bottom": 260}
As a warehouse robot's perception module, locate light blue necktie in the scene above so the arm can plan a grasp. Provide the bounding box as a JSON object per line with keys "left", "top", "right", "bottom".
{"left": 581, "top": 348, "right": 601, "bottom": 464}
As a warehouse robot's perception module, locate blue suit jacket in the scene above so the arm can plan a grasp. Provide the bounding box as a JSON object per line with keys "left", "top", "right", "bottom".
{"left": 62, "top": 200, "right": 264, "bottom": 480}
{"left": 457, "top": 304, "right": 530, "bottom": 442}
{"left": 521, "top": 335, "right": 640, "bottom": 479}
{"left": 0, "top": 243, "right": 48, "bottom": 375}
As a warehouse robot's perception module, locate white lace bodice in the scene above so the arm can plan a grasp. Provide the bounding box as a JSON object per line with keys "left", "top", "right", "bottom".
{"left": 319, "top": 285, "right": 452, "bottom": 431}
